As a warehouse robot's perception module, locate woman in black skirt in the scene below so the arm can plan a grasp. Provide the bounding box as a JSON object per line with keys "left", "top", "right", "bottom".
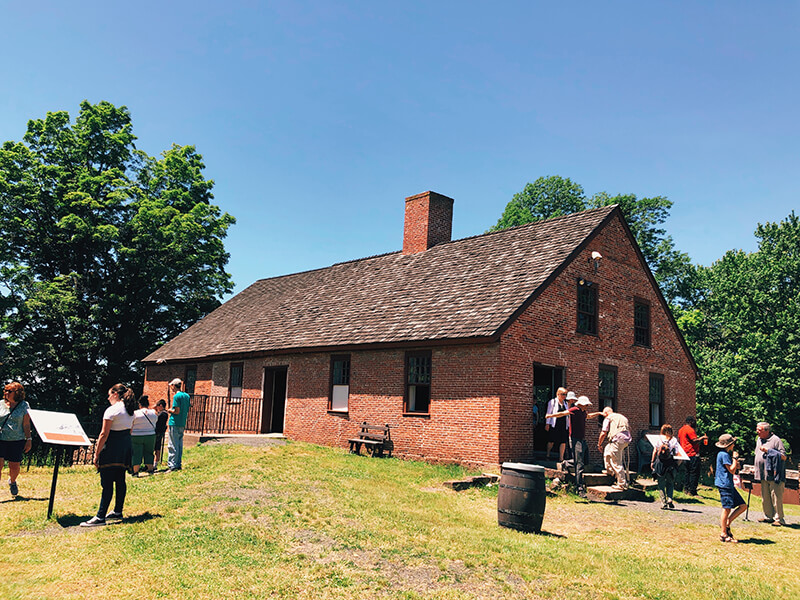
{"left": 81, "top": 383, "right": 137, "bottom": 526}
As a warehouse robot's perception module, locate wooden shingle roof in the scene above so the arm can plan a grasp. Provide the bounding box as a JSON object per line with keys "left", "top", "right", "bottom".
{"left": 142, "top": 205, "right": 618, "bottom": 363}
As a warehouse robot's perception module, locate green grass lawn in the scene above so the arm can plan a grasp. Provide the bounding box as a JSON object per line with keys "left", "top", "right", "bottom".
{"left": 1, "top": 440, "right": 798, "bottom": 600}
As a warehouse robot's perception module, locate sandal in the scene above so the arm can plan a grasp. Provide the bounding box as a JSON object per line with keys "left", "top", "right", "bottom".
{"left": 726, "top": 528, "right": 738, "bottom": 543}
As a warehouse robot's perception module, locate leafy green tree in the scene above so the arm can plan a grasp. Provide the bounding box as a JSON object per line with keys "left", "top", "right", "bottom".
{"left": 679, "top": 212, "right": 800, "bottom": 454}
{"left": 491, "top": 176, "right": 697, "bottom": 306}
{"left": 490, "top": 175, "right": 586, "bottom": 230}
{"left": 0, "top": 101, "right": 234, "bottom": 419}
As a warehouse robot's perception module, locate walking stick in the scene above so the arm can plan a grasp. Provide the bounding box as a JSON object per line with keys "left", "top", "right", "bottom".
{"left": 744, "top": 483, "right": 752, "bottom": 521}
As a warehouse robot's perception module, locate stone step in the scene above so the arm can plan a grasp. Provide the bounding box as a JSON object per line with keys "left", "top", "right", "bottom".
{"left": 587, "top": 485, "right": 649, "bottom": 502}
{"left": 631, "top": 477, "right": 658, "bottom": 491}
{"left": 582, "top": 472, "right": 614, "bottom": 486}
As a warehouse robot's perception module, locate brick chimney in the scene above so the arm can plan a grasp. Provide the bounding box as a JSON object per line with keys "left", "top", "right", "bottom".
{"left": 402, "top": 191, "right": 454, "bottom": 255}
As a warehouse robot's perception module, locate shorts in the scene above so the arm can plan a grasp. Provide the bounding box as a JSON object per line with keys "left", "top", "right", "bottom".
{"left": 718, "top": 486, "right": 745, "bottom": 509}
{"left": 0, "top": 439, "right": 26, "bottom": 463}
{"left": 131, "top": 434, "right": 156, "bottom": 466}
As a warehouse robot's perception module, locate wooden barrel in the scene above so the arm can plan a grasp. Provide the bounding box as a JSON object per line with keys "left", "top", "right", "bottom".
{"left": 497, "top": 462, "right": 546, "bottom": 533}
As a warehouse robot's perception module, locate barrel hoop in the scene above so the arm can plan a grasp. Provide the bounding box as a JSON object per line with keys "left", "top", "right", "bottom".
{"left": 499, "top": 483, "right": 538, "bottom": 492}
{"left": 501, "top": 469, "right": 544, "bottom": 480}
{"left": 498, "top": 508, "right": 541, "bottom": 517}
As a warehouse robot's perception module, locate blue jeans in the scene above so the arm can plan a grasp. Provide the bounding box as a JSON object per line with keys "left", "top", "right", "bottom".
{"left": 572, "top": 438, "right": 588, "bottom": 490}
{"left": 168, "top": 426, "right": 185, "bottom": 470}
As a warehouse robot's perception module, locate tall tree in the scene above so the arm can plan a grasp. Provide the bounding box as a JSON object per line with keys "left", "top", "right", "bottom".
{"left": 491, "top": 176, "right": 697, "bottom": 307}
{"left": 679, "top": 213, "right": 800, "bottom": 453}
{"left": 0, "top": 101, "right": 234, "bottom": 419}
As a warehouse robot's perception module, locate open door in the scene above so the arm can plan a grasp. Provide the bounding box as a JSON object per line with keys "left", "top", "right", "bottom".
{"left": 532, "top": 364, "right": 565, "bottom": 452}
{"left": 261, "top": 367, "right": 287, "bottom": 434}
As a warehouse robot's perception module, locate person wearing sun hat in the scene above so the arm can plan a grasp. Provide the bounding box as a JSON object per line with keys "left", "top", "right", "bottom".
{"left": 714, "top": 433, "right": 746, "bottom": 542}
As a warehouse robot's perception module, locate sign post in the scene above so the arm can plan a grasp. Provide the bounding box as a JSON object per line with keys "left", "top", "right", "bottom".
{"left": 28, "top": 409, "right": 91, "bottom": 520}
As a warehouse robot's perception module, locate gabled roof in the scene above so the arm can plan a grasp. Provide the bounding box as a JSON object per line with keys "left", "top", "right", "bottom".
{"left": 142, "top": 205, "right": 619, "bottom": 363}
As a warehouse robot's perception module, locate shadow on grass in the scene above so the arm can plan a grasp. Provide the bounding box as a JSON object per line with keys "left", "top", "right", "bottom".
{"left": 0, "top": 495, "right": 49, "bottom": 503}
{"left": 736, "top": 538, "right": 776, "bottom": 545}
{"left": 536, "top": 530, "right": 567, "bottom": 539}
{"left": 675, "top": 496, "right": 705, "bottom": 505}
{"left": 57, "top": 511, "right": 163, "bottom": 528}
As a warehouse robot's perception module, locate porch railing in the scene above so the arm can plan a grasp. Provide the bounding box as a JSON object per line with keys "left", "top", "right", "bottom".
{"left": 185, "top": 394, "right": 263, "bottom": 435}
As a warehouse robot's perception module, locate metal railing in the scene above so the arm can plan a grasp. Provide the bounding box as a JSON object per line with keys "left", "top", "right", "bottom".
{"left": 185, "top": 394, "right": 263, "bottom": 435}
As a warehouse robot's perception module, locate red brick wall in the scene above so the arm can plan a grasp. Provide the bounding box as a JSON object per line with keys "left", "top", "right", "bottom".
{"left": 275, "top": 346, "right": 501, "bottom": 466}
{"left": 498, "top": 214, "right": 696, "bottom": 466}
{"left": 402, "top": 191, "right": 454, "bottom": 254}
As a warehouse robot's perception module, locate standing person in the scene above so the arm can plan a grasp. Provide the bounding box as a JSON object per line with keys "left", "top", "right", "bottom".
{"left": 714, "top": 434, "right": 746, "bottom": 542}
{"left": 651, "top": 424, "right": 679, "bottom": 510}
{"left": 81, "top": 384, "right": 136, "bottom": 526}
{"left": 167, "top": 378, "right": 191, "bottom": 471}
{"left": 153, "top": 400, "right": 168, "bottom": 469}
{"left": 597, "top": 406, "right": 632, "bottom": 490}
{"left": 544, "top": 388, "right": 570, "bottom": 462}
{"left": 678, "top": 416, "right": 707, "bottom": 495}
{"left": 548, "top": 395, "right": 592, "bottom": 498}
{"left": 1, "top": 382, "right": 32, "bottom": 498}
{"left": 753, "top": 422, "right": 787, "bottom": 526}
{"left": 131, "top": 395, "right": 157, "bottom": 476}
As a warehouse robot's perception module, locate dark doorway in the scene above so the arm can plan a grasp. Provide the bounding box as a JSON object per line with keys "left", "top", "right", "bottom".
{"left": 261, "top": 367, "right": 287, "bottom": 434}
{"left": 532, "top": 364, "right": 565, "bottom": 452}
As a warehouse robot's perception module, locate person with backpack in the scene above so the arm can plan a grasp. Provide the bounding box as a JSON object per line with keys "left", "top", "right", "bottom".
{"left": 651, "top": 423, "right": 679, "bottom": 509}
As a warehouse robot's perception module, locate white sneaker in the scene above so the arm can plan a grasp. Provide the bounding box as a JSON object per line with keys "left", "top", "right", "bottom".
{"left": 80, "top": 516, "right": 106, "bottom": 527}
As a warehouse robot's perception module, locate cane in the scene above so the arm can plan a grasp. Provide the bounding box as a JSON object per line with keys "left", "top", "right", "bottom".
{"left": 744, "top": 482, "right": 752, "bottom": 521}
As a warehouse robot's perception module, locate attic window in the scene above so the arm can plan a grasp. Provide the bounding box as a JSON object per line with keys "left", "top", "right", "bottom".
{"left": 634, "top": 300, "right": 651, "bottom": 347}
{"left": 577, "top": 279, "right": 598, "bottom": 335}
{"left": 405, "top": 351, "right": 431, "bottom": 414}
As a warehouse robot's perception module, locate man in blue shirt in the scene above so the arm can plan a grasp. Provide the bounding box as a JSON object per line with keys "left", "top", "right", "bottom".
{"left": 167, "top": 378, "right": 191, "bottom": 471}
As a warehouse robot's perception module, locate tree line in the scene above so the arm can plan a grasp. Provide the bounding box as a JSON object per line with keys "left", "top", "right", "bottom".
{"left": 492, "top": 175, "right": 799, "bottom": 455}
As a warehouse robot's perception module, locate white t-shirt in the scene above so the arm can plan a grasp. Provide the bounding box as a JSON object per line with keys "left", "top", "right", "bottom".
{"left": 131, "top": 408, "right": 157, "bottom": 436}
{"left": 103, "top": 401, "right": 134, "bottom": 431}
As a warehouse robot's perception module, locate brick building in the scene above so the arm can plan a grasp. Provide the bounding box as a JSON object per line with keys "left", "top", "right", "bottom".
{"left": 142, "top": 191, "right": 697, "bottom": 467}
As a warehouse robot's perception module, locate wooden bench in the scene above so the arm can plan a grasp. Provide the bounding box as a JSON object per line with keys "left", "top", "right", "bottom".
{"left": 348, "top": 422, "right": 391, "bottom": 458}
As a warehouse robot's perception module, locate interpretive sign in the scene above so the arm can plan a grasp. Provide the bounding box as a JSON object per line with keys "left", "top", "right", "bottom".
{"left": 27, "top": 409, "right": 91, "bottom": 519}
{"left": 28, "top": 409, "right": 91, "bottom": 446}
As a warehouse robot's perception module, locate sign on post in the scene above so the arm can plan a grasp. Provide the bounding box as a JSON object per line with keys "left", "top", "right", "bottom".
{"left": 28, "top": 409, "right": 91, "bottom": 519}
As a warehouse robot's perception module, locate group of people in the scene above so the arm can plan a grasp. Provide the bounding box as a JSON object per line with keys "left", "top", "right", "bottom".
{"left": 81, "top": 377, "right": 190, "bottom": 526}
{"left": 544, "top": 387, "right": 632, "bottom": 498}
{"left": 1, "top": 378, "right": 191, "bottom": 526}
{"left": 543, "top": 387, "right": 791, "bottom": 542}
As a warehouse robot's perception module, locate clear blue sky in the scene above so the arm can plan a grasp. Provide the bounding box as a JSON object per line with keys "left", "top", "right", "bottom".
{"left": 2, "top": 2, "right": 797, "bottom": 297}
